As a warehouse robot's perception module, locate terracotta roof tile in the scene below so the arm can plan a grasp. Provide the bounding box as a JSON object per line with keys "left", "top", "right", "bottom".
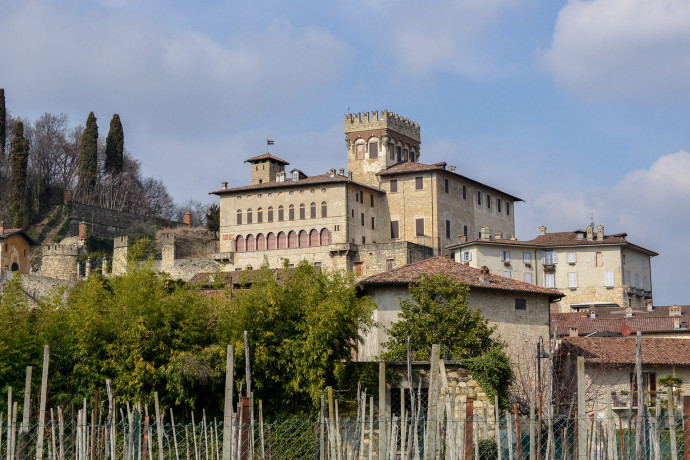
{"left": 244, "top": 153, "right": 290, "bottom": 165}
{"left": 562, "top": 337, "right": 690, "bottom": 365}
{"left": 359, "top": 256, "right": 564, "bottom": 299}
{"left": 0, "top": 228, "right": 37, "bottom": 245}
{"left": 210, "top": 173, "right": 384, "bottom": 194}
{"left": 552, "top": 306, "right": 690, "bottom": 336}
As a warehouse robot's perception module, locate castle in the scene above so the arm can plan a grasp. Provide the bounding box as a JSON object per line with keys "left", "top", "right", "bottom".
{"left": 211, "top": 110, "right": 521, "bottom": 277}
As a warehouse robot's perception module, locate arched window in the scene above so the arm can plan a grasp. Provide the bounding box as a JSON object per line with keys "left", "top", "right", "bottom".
{"left": 257, "top": 208, "right": 263, "bottom": 223}
{"left": 299, "top": 203, "right": 306, "bottom": 220}
{"left": 310, "top": 202, "right": 316, "bottom": 218}
{"left": 309, "top": 229, "right": 319, "bottom": 246}
{"left": 289, "top": 205, "right": 295, "bottom": 220}
{"left": 236, "top": 210, "right": 243, "bottom": 225}
{"left": 267, "top": 206, "right": 274, "bottom": 222}
{"left": 256, "top": 233, "right": 266, "bottom": 251}
{"left": 267, "top": 232, "right": 276, "bottom": 250}
{"left": 11, "top": 262, "right": 19, "bottom": 272}
{"left": 246, "top": 209, "right": 253, "bottom": 224}
{"left": 236, "top": 235, "right": 245, "bottom": 252}
{"left": 299, "top": 230, "right": 309, "bottom": 247}
{"left": 278, "top": 206, "right": 284, "bottom": 221}
{"left": 321, "top": 201, "right": 327, "bottom": 217}
{"left": 277, "top": 232, "right": 287, "bottom": 249}
{"left": 246, "top": 234, "right": 255, "bottom": 252}
{"left": 320, "top": 228, "right": 331, "bottom": 246}
{"left": 288, "top": 231, "right": 298, "bottom": 248}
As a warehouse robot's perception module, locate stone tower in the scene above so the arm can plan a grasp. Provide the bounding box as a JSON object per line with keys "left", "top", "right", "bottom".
{"left": 345, "top": 110, "right": 421, "bottom": 185}
{"left": 245, "top": 153, "right": 290, "bottom": 185}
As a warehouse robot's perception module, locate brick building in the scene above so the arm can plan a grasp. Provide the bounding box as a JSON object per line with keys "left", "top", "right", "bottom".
{"left": 211, "top": 111, "right": 521, "bottom": 276}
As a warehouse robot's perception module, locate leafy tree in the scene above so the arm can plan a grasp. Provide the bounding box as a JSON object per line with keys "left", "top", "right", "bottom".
{"left": 217, "top": 260, "right": 376, "bottom": 416}
{"left": 0, "top": 88, "right": 6, "bottom": 158}
{"left": 382, "top": 273, "right": 501, "bottom": 361}
{"left": 10, "top": 121, "right": 29, "bottom": 227}
{"left": 206, "top": 203, "right": 220, "bottom": 232}
{"left": 104, "top": 114, "right": 124, "bottom": 174}
{"left": 78, "top": 111, "right": 98, "bottom": 199}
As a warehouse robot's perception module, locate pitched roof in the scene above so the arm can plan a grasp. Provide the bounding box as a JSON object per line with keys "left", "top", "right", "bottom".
{"left": 244, "top": 153, "right": 290, "bottom": 165}
{"left": 561, "top": 337, "right": 690, "bottom": 365}
{"left": 210, "top": 173, "right": 384, "bottom": 195}
{"left": 552, "top": 306, "right": 690, "bottom": 336}
{"left": 448, "top": 230, "right": 658, "bottom": 255}
{"left": 0, "top": 228, "right": 37, "bottom": 245}
{"left": 376, "top": 161, "right": 523, "bottom": 202}
{"left": 359, "top": 256, "right": 564, "bottom": 299}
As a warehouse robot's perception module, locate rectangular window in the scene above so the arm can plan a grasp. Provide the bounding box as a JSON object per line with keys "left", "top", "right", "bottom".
{"left": 545, "top": 273, "right": 555, "bottom": 289}
{"left": 497, "top": 199, "right": 502, "bottom": 213}
{"left": 444, "top": 178, "right": 449, "bottom": 193}
{"left": 445, "top": 220, "right": 451, "bottom": 238}
{"left": 371, "top": 217, "right": 375, "bottom": 229}
{"left": 354, "top": 262, "right": 363, "bottom": 275}
{"left": 477, "top": 191, "right": 482, "bottom": 205}
{"left": 361, "top": 212, "right": 364, "bottom": 226}
{"left": 370, "top": 195, "right": 374, "bottom": 207}
{"left": 389, "top": 143, "right": 394, "bottom": 160}
{"left": 351, "top": 209, "right": 354, "bottom": 218}
{"left": 523, "top": 252, "right": 532, "bottom": 263}
{"left": 267, "top": 209, "right": 273, "bottom": 222}
{"left": 369, "top": 141, "right": 378, "bottom": 158}
{"left": 356, "top": 144, "right": 365, "bottom": 159}
{"left": 462, "top": 185, "right": 467, "bottom": 200}
{"left": 289, "top": 207, "right": 294, "bottom": 220}
{"left": 390, "top": 221, "right": 400, "bottom": 239}
{"left": 462, "top": 251, "right": 472, "bottom": 262}
{"left": 524, "top": 273, "right": 533, "bottom": 284}
{"left": 499, "top": 251, "right": 511, "bottom": 262}
{"left": 487, "top": 194, "right": 491, "bottom": 209}
{"left": 568, "top": 272, "right": 578, "bottom": 288}
{"left": 541, "top": 250, "right": 558, "bottom": 264}
{"left": 626, "top": 271, "right": 632, "bottom": 286}
{"left": 605, "top": 270, "right": 614, "bottom": 287}
{"left": 386, "top": 259, "right": 395, "bottom": 270}
{"left": 515, "top": 299, "right": 526, "bottom": 310}
{"left": 635, "top": 273, "right": 639, "bottom": 288}
{"left": 506, "top": 202, "right": 511, "bottom": 216}
{"left": 503, "top": 271, "right": 511, "bottom": 278}
{"left": 355, "top": 192, "right": 359, "bottom": 203}
{"left": 416, "top": 218, "right": 424, "bottom": 236}
{"left": 390, "top": 179, "right": 398, "bottom": 193}
{"left": 300, "top": 207, "right": 305, "bottom": 220}
{"left": 463, "top": 225, "right": 468, "bottom": 238}
{"left": 643, "top": 276, "right": 648, "bottom": 291}
{"left": 396, "top": 145, "right": 402, "bottom": 161}
{"left": 567, "top": 252, "right": 577, "bottom": 263}
{"left": 415, "top": 176, "right": 423, "bottom": 190}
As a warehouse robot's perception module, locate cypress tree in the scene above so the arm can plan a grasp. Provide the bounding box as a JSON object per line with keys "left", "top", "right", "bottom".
{"left": 104, "top": 113, "right": 124, "bottom": 174}
{"left": 0, "top": 88, "right": 6, "bottom": 158}
{"left": 10, "top": 121, "right": 29, "bottom": 228}
{"left": 78, "top": 111, "right": 99, "bottom": 197}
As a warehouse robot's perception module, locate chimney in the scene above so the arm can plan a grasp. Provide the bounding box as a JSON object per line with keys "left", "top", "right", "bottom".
{"left": 184, "top": 213, "right": 192, "bottom": 227}
{"left": 495, "top": 231, "right": 502, "bottom": 240}
{"left": 586, "top": 225, "right": 593, "bottom": 241}
{"left": 449, "top": 165, "right": 456, "bottom": 173}
{"left": 338, "top": 168, "right": 345, "bottom": 176}
{"left": 596, "top": 224, "right": 604, "bottom": 240}
{"left": 674, "top": 317, "right": 681, "bottom": 329}
{"left": 625, "top": 307, "right": 633, "bottom": 318}
{"left": 646, "top": 300, "right": 654, "bottom": 312}
{"left": 64, "top": 189, "right": 73, "bottom": 204}
{"left": 329, "top": 168, "right": 336, "bottom": 178}
{"left": 221, "top": 181, "right": 228, "bottom": 190}
{"left": 480, "top": 226, "right": 491, "bottom": 240}
{"left": 589, "top": 310, "right": 596, "bottom": 319}
{"left": 539, "top": 226, "right": 547, "bottom": 236}
{"left": 78, "top": 221, "right": 88, "bottom": 239}
{"left": 478, "top": 266, "right": 490, "bottom": 284}
{"left": 569, "top": 327, "right": 578, "bottom": 337}
{"left": 348, "top": 171, "right": 353, "bottom": 180}
{"left": 458, "top": 235, "right": 467, "bottom": 243}
{"left": 669, "top": 305, "right": 682, "bottom": 316}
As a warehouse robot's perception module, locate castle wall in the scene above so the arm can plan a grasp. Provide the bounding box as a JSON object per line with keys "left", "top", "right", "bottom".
{"left": 41, "top": 244, "right": 79, "bottom": 280}
{"left": 67, "top": 202, "right": 181, "bottom": 239}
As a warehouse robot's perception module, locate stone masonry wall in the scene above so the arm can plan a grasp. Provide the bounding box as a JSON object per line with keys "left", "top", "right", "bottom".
{"left": 68, "top": 202, "right": 182, "bottom": 239}
{"left": 41, "top": 244, "right": 79, "bottom": 280}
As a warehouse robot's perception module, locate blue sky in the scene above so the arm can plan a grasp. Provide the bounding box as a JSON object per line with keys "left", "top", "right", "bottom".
{"left": 2, "top": 0, "right": 690, "bottom": 304}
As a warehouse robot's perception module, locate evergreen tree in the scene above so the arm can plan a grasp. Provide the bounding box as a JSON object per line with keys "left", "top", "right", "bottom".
{"left": 104, "top": 114, "right": 124, "bottom": 174}
{"left": 206, "top": 203, "right": 220, "bottom": 232}
{"left": 78, "top": 112, "right": 98, "bottom": 198}
{"left": 0, "top": 88, "right": 6, "bottom": 158}
{"left": 10, "top": 122, "right": 29, "bottom": 228}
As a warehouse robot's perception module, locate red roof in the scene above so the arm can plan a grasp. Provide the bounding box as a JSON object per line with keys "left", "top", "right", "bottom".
{"left": 210, "top": 172, "right": 384, "bottom": 194}
{"left": 552, "top": 306, "right": 690, "bottom": 336}
{"left": 0, "top": 228, "right": 36, "bottom": 245}
{"left": 561, "top": 337, "right": 690, "bottom": 365}
{"left": 359, "top": 256, "right": 563, "bottom": 299}
{"left": 244, "top": 153, "right": 290, "bottom": 165}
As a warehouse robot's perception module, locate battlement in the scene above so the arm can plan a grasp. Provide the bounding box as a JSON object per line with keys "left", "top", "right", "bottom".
{"left": 42, "top": 244, "right": 79, "bottom": 257}
{"left": 114, "top": 236, "right": 129, "bottom": 249}
{"left": 344, "top": 110, "right": 421, "bottom": 141}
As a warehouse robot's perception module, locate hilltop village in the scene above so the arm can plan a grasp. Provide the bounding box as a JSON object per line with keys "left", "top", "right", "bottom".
{"left": 0, "top": 110, "right": 683, "bottom": 418}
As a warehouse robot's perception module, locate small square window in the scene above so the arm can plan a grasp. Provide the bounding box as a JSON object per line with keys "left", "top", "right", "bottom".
{"left": 524, "top": 273, "right": 533, "bottom": 284}
{"left": 415, "top": 177, "right": 424, "bottom": 190}
{"left": 390, "top": 179, "right": 398, "bottom": 193}
{"left": 567, "top": 253, "right": 577, "bottom": 264}
{"left": 523, "top": 252, "right": 532, "bottom": 263}
{"left": 515, "top": 299, "right": 526, "bottom": 310}
{"left": 502, "top": 271, "right": 511, "bottom": 278}
{"left": 386, "top": 259, "right": 395, "bottom": 271}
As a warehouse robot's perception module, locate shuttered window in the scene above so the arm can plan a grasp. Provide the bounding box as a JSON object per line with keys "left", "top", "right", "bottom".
{"left": 605, "top": 271, "right": 614, "bottom": 287}
{"left": 415, "top": 177, "right": 423, "bottom": 190}
{"left": 390, "top": 179, "right": 398, "bottom": 193}
{"left": 391, "top": 221, "right": 400, "bottom": 239}
{"left": 416, "top": 218, "right": 424, "bottom": 236}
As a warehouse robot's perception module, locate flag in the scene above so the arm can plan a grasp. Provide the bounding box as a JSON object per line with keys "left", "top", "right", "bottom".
{"left": 267, "top": 139, "right": 274, "bottom": 145}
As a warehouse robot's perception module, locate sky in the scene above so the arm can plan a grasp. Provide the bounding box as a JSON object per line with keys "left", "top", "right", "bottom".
{"left": 1, "top": 0, "right": 690, "bottom": 305}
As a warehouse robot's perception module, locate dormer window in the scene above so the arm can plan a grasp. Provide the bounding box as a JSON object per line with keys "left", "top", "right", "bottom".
{"left": 292, "top": 171, "right": 299, "bottom": 181}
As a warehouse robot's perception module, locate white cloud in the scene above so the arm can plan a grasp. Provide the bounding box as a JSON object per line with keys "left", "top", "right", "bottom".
{"left": 519, "top": 151, "right": 690, "bottom": 305}
{"left": 541, "top": 0, "right": 690, "bottom": 101}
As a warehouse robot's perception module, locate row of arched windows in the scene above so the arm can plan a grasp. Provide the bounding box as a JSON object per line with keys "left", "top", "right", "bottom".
{"left": 236, "top": 228, "right": 331, "bottom": 252}
{"left": 236, "top": 202, "right": 327, "bottom": 225}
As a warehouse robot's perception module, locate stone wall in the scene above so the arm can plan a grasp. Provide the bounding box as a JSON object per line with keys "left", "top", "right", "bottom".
{"left": 0, "top": 273, "right": 71, "bottom": 307}
{"left": 68, "top": 202, "right": 182, "bottom": 239}
{"left": 41, "top": 244, "right": 79, "bottom": 280}
{"left": 355, "top": 241, "right": 434, "bottom": 278}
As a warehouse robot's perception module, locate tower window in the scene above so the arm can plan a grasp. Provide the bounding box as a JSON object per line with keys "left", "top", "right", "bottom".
{"left": 369, "top": 141, "right": 378, "bottom": 158}
{"left": 356, "top": 143, "right": 365, "bottom": 160}
{"left": 416, "top": 218, "right": 425, "bottom": 236}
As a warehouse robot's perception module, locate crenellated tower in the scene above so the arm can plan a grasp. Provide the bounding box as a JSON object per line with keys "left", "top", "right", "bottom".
{"left": 345, "top": 110, "right": 421, "bottom": 185}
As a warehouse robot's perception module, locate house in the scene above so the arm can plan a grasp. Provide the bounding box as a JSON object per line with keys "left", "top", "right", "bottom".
{"left": 447, "top": 224, "right": 658, "bottom": 312}
{"left": 356, "top": 256, "right": 564, "bottom": 362}
{"left": 210, "top": 111, "right": 521, "bottom": 277}
{"left": 0, "top": 221, "right": 35, "bottom": 276}
{"left": 556, "top": 336, "right": 690, "bottom": 413}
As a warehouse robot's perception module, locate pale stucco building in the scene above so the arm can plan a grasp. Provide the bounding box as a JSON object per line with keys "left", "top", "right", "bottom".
{"left": 0, "top": 221, "right": 35, "bottom": 276}
{"left": 211, "top": 111, "right": 521, "bottom": 276}
{"left": 447, "top": 224, "right": 658, "bottom": 313}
